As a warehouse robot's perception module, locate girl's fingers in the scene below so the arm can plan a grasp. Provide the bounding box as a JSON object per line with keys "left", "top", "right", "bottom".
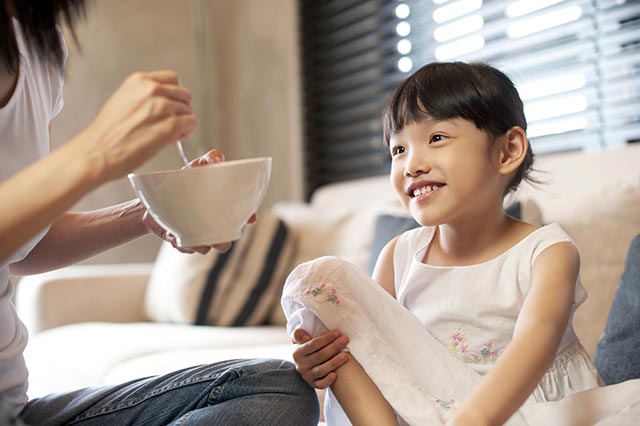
{"left": 306, "top": 335, "right": 349, "bottom": 366}
{"left": 309, "top": 352, "right": 348, "bottom": 380}
{"left": 299, "top": 330, "right": 343, "bottom": 356}
{"left": 313, "top": 372, "right": 338, "bottom": 389}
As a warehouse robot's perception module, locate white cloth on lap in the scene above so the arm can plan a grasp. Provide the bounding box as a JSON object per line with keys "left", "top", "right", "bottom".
{"left": 282, "top": 256, "right": 640, "bottom": 426}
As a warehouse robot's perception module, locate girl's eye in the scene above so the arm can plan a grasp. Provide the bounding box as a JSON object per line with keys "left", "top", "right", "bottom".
{"left": 430, "top": 134, "right": 444, "bottom": 144}
{"left": 391, "top": 146, "right": 405, "bottom": 156}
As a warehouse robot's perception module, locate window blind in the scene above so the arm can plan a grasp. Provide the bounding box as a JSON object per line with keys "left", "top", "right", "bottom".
{"left": 299, "top": 0, "right": 640, "bottom": 197}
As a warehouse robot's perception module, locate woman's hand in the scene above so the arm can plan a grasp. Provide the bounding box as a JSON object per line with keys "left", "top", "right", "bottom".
{"left": 142, "top": 149, "right": 257, "bottom": 254}
{"left": 291, "top": 328, "right": 350, "bottom": 389}
{"left": 72, "top": 70, "right": 198, "bottom": 185}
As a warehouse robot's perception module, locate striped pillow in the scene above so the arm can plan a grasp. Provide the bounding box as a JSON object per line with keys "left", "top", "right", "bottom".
{"left": 144, "top": 211, "right": 294, "bottom": 326}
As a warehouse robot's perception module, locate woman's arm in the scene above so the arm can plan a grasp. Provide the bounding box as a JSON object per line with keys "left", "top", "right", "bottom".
{"left": 0, "top": 139, "right": 102, "bottom": 265}
{"left": 9, "top": 148, "right": 236, "bottom": 276}
{"left": 448, "top": 242, "right": 579, "bottom": 426}
{"left": 9, "top": 200, "right": 147, "bottom": 275}
{"left": 0, "top": 70, "right": 196, "bottom": 266}
{"left": 327, "top": 237, "right": 400, "bottom": 426}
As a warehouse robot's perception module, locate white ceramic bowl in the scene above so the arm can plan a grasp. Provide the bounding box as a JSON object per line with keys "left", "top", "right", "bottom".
{"left": 128, "top": 157, "right": 271, "bottom": 247}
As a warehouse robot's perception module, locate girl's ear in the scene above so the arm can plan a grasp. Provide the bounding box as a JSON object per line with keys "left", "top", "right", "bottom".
{"left": 498, "top": 126, "right": 528, "bottom": 176}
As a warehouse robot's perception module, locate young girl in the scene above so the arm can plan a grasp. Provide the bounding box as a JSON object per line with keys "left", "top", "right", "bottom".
{"left": 282, "top": 62, "right": 640, "bottom": 425}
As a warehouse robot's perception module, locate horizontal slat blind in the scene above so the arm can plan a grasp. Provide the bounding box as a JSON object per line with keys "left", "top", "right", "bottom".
{"left": 300, "top": 0, "right": 401, "bottom": 198}
{"left": 299, "top": 0, "right": 640, "bottom": 197}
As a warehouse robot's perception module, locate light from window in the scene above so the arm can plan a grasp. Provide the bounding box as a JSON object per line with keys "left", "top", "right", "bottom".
{"left": 507, "top": 5, "right": 581, "bottom": 38}
{"left": 395, "top": 4, "right": 410, "bottom": 19}
{"left": 433, "top": 0, "right": 482, "bottom": 24}
{"left": 518, "top": 73, "right": 587, "bottom": 101}
{"left": 435, "top": 34, "right": 485, "bottom": 60}
{"left": 397, "top": 39, "right": 412, "bottom": 54}
{"left": 506, "top": 0, "right": 566, "bottom": 18}
{"left": 398, "top": 56, "right": 413, "bottom": 73}
{"left": 434, "top": 15, "right": 484, "bottom": 42}
{"left": 524, "top": 94, "right": 588, "bottom": 122}
{"left": 396, "top": 21, "right": 411, "bottom": 37}
{"left": 528, "top": 117, "right": 588, "bottom": 138}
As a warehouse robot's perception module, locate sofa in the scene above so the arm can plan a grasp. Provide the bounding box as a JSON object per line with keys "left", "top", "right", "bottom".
{"left": 15, "top": 144, "right": 640, "bottom": 420}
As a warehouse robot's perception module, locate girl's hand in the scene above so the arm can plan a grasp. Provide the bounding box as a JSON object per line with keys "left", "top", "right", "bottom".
{"left": 142, "top": 149, "right": 257, "bottom": 254}
{"left": 292, "top": 328, "right": 350, "bottom": 389}
{"left": 74, "top": 70, "right": 198, "bottom": 185}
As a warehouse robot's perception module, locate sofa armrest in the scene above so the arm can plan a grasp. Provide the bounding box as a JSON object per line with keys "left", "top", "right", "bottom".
{"left": 15, "top": 263, "right": 153, "bottom": 334}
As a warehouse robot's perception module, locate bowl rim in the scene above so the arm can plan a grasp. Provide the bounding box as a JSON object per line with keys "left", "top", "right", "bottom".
{"left": 128, "top": 156, "right": 272, "bottom": 179}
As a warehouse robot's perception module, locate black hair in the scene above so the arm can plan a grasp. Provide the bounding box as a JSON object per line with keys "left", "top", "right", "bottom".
{"left": 1, "top": 0, "right": 88, "bottom": 72}
{"left": 383, "top": 61, "right": 535, "bottom": 195}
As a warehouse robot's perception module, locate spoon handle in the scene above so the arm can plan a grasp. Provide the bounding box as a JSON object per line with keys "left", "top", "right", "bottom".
{"left": 176, "top": 140, "right": 191, "bottom": 168}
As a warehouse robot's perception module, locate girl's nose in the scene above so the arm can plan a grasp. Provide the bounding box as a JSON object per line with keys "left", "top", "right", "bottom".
{"left": 404, "top": 153, "right": 430, "bottom": 177}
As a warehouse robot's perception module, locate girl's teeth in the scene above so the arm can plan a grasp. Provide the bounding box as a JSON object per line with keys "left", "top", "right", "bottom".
{"left": 413, "top": 185, "right": 439, "bottom": 197}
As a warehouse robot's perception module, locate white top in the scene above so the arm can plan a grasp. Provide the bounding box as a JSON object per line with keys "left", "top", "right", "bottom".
{"left": 393, "top": 223, "right": 599, "bottom": 402}
{"left": 0, "top": 20, "right": 65, "bottom": 416}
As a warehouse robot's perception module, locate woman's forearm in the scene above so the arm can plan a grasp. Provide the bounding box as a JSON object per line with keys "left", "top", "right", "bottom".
{"left": 9, "top": 199, "right": 148, "bottom": 275}
{"left": 0, "top": 137, "right": 102, "bottom": 265}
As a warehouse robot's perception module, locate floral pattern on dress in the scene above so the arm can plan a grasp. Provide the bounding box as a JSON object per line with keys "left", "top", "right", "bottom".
{"left": 304, "top": 282, "right": 341, "bottom": 305}
{"left": 433, "top": 397, "right": 458, "bottom": 412}
{"left": 449, "top": 326, "right": 499, "bottom": 363}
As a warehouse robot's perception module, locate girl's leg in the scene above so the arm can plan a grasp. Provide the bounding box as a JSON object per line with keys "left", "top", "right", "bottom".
{"left": 19, "top": 359, "right": 319, "bottom": 426}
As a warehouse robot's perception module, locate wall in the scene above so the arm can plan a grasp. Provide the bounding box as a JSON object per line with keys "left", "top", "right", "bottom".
{"left": 51, "top": 0, "right": 302, "bottom": 264}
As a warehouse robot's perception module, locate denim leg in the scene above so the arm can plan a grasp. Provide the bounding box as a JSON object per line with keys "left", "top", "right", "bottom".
{"left": 19, "top": 359, "right": 319, "bottom": 426}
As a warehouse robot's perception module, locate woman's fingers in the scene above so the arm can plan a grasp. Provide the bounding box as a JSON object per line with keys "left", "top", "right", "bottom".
{"left": 153, "top": 83, "right": 192, "bottom": 106}
{"left": 145, "top": 69, "right": 181, "bottom": 84}
{"left": 187, "top": 149, "right": 224, "bottom": 168}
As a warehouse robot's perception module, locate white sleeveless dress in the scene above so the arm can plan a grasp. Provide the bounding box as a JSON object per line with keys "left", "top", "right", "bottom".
{"left": 392, "top": 223, "right": 599, "bottom": 402}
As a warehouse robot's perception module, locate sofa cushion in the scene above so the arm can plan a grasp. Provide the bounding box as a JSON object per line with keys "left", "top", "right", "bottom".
{"left": 144, "top": 211, "right": 294, "bottom": 326}
{"left": 517, "top": 145, "right": 640, "bottom": 356}
{"left": 595, "top": 234, "right": 640, "bottom": 385}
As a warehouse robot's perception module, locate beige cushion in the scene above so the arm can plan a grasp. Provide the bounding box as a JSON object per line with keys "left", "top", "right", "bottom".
{"left": 144, "top": 211, "right": 294, "bottom": 326}
{"left": 25, "top": 323, "right": 290, "bottom": 398}
{"left": 566, "top": 186, "right": 640, "bottom": 356}
{"left": 518, "top": 144, "right": 640, "bottom": 356}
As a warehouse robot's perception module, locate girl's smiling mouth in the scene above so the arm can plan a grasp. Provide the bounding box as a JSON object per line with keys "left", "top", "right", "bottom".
{"left": 407, "top": 182, "right": 446, "bottom": 199}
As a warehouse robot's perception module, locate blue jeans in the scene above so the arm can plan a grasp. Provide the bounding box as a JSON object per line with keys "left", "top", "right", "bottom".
{"left": 595, "top": 234, "right": 640, "bottom": 385}
{"left": 17, "top": 359, "right": 319, "bottom": 426}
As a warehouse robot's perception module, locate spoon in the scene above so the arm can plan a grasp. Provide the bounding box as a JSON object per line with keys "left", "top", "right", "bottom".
{"left": 176, "top": 140, "right": 191, "bottom": 168}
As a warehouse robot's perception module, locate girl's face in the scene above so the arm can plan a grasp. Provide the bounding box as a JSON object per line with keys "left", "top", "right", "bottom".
{"left": 389, "top": 117, "right": 507, "bottom": 227}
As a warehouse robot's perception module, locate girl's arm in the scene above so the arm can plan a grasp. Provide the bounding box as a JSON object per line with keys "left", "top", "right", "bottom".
{"left": 327, "top": 237, "right": 400, "bottom": 426}
{"left": 448, "top": 242, "right": 580, "bottom": 426}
